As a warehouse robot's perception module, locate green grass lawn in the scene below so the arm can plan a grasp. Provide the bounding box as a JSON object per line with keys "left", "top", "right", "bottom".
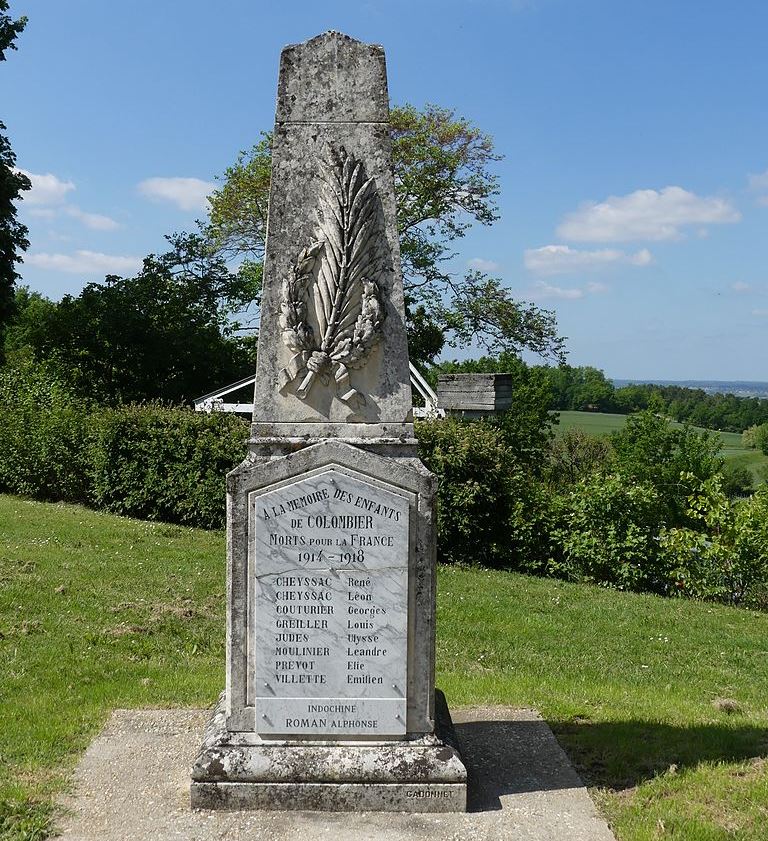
{"left": 556, "top": 410, "right": 768, "bottom": 484}
{"left": 2, "top": 495, "right": 768, "bottom": 840}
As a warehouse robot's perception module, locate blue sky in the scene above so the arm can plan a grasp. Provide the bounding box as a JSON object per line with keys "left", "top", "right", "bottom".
{"left": 3, "top": 0, "right": 768, "bottom": 380}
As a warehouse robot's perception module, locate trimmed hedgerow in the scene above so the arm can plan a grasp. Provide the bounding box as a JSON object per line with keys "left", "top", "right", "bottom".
{"left": 88, "top": 405, "right": 248, "bottom": 528}
{"left": 0, "top": 359, "right": 248, "bottom": 528}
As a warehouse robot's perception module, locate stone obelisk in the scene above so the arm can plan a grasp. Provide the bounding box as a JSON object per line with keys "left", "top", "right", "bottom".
{"left": 190, "top": 31, "right": 466, "bottom": 812}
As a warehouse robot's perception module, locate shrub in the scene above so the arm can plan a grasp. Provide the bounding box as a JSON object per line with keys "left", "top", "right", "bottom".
{"left": 545, "top": 428, "right": 612, "bottom": 489}
{"left": 0, "top": 358, "right": 92, "bottom": 502}
{"left": 416, "top": 416, "right": 553, "bottom": 569}
{"left": 742, "top": 425, "right": 760, "bottom": 449}
{"left": 659, "top": 476, "right": 768, "bottom": 609}
{"left": 720, "top": 462, "right": 753, "bottom": 498}
{"left": 89, "top": 405, "right": 248, "bottom": 528}
{"left": 551, "top": 473, "right": 668, "bottom": 592}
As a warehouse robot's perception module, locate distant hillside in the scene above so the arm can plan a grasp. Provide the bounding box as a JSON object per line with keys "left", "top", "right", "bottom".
{"left": 613, "top": 379, "right": 768, "bottom": 399}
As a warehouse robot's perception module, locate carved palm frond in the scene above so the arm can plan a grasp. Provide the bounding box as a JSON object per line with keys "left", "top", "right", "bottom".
{"left": 279, "top": 242, "right": 323, "bottom": 353}
{"left": 279, "top": 145, "right": 385, "bottom": 406}
{"left": 315, "top": 146, "right": 384, "bottom": 361}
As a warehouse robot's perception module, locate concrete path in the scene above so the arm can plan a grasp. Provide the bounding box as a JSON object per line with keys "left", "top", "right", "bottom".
{"left": 55, "top": 706, "right": 616, "bottom": 841}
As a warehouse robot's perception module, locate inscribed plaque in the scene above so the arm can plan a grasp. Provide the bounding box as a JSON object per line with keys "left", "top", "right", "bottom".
{"left": 250, "top": 466, "right": 409, "bottom": 736}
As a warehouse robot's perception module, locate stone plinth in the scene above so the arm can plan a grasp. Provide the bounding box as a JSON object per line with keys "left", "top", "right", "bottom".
{"left": 191, "top": 691, "right": 466, "bottom": 812}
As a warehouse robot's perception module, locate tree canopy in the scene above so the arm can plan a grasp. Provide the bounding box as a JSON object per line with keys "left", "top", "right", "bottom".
{"left": 0, "top": 0, "right": 29, "bottom": 359}
{"left": 9, "top": 234, "right": 257, "bottom": 404}
{"left": 206, "top": 104, "right": 565, "bottom": 366}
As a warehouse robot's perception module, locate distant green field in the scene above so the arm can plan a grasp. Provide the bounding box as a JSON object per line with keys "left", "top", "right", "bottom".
{"left": 555, "top": 411, "right": 768, "bottom": 483}
{"left": 556, "top": 411, "right": 629, "bottom": 437}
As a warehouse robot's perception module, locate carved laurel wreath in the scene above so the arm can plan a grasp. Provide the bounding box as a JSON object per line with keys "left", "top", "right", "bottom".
{"left": 278, "top": 145, "right": 385, "bottom": 410}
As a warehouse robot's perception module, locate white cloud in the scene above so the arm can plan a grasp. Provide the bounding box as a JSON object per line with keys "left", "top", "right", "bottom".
{"left": 64, "top": 206, "right": 120, "bottom": 231}
{"left": 467, "top": 257, "right": 500, "bottom": 273}
{"left": 138, "top": 177, "right": 215, "bottom": 211}
{"left": 748, "top": 169, "right": 768, "bottom": 193}
{"left": 586, "top": 281, "right": 609, "bottom": 294}
{"left": 751, "top": 309, "right": 768, "bottom": 317}
{"left": 524, "top": 244, "right": 652, "bottom": 276}
{"left": 24, "top": 250, "right": 141, "bottom": 275}
{"left": 731, "top": 281, "right": 752, "bottom": 293}
{"left": 530, "top": 281, "right": 584, "bottom": 300}
{"left": 557, "top": 186, "right": 740, "bottom": 242}
{"left": 16, "top": 169, "right": 75, "bottom": 205}
{"left": 14, "top": 169, "right": 120, "bottom": 231}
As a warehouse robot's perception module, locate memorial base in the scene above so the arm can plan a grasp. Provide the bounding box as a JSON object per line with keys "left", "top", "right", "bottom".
{"left": 190, "top": 690, "right": 467, "bottom": 813}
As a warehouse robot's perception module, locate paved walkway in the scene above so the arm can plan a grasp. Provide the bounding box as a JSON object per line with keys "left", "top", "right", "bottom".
{"left": 55, "top": 706, "right": 616, "bottom": 841}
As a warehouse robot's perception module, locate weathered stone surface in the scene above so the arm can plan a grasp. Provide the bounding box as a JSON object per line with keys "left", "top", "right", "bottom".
{"left": 252, "top": 31, "right": 412, "bottom": 431}
{"left": 276, "top": 32, "right": 389, "bottom": 124}
{"left": 190, "top": 691, "right": 466, "bottom": 810}
{"left": 437, "top": 373, "right": 515, "bottom": 415}
{"left": 251, "top": 467, "right": 410, "bottom": 737}
{"left": 225, "top": 440, "right": 437, "bottom": 740}
{"left": 191, "top": 782, "right": 466, "bottom": 813}
{"left": 191, "top": 30, "right": 466, "bottom": 813}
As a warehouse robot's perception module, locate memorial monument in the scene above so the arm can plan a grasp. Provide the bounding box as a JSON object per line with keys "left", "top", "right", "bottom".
{"left": 190, "top": 30, "right": 467, "bottom": 812}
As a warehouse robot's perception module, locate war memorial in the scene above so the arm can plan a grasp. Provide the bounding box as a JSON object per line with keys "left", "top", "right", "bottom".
{"left": 189, "top": 30, "right": 468, "bottom": 812}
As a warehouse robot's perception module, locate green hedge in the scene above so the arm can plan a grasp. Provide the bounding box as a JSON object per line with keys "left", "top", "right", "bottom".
{"left": 0, "top": 363, "right": 538, "bottom": 560}
{"left": 416, "top": 416, "right": 552, "bottom": 571}
{"left": 0, "top": 360, "right": 248, "bottom": 529}
{"left": 88, "top": 405, "right": 248, "bottom": 528}
{"left": 2, "top": 361, "right": 767, "bottom": 608}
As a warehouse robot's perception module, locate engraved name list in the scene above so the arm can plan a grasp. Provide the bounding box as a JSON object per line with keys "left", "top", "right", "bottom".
{"left": 251, "top": 467, "right": 410, "bottom": 737}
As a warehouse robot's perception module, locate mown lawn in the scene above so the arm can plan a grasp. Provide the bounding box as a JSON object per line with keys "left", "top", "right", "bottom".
{"left": 1, "top": 495, "right": 767, "bottom": 840}
{"left": 556, "top": 410, "right": 768, "bottom": 484}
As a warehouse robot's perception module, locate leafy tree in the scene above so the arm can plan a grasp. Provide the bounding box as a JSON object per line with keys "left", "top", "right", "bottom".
{"left": 0, "top": 1, "right": 29, "bottom": 359}
{"left": 425, "top": 352, "right": 557, "bottom": 469}
{"left": 742, "top": 425, "right": 760, "bottom": 449}
{"left": 206, "top": 105, "right": 565, "bottom": 366}
{"left": 610, "top": 410, "right": 724, "bottom": 527}
{"left": 18, "top": 234, "right": 257, "bottom": 404}
{"left": 542, "top": 364, "right": 615, "bottom": 411}
{"left": 546, "top": 428, "right": 612, "bottom": 489}
{"left": 3, "top": 285, "right": 56, "bottom": 360}
{"left": 613, "top": 384, "right": 768, "bottom": 433}
{"left": 753, "top": 423, "right": 768, "bottom": 456}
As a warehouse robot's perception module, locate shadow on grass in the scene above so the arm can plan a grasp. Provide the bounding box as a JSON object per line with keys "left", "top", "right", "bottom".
{"left": 454, "top": 717, "right": 768, "bottom": 812}
{"left": 551, "top": 718, "right": 768, "bottom": 791}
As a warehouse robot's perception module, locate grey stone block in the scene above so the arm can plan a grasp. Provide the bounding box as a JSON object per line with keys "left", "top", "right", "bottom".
{"left": 191, "top": 691, "right": 466, "bottom": 812}
{"left": 252, "top": 32, "right": 412, "bottom": 429}
{"left": 190, "top": 782, "right": 466, "bottom": 813}
{"left": 437, "top": 373, "right": 516, "bottom": 415}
